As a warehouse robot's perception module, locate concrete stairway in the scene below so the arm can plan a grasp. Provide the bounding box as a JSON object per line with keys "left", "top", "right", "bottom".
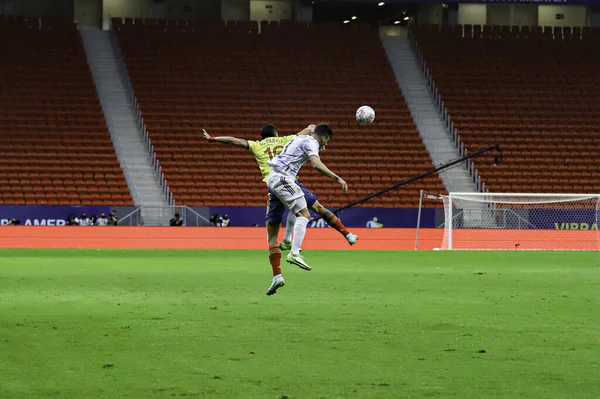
{"left": 80, "top": 27, "right": 169, "bottom": 225}
{"left": 380, "top": 33, "right": 478, "bottom": 194}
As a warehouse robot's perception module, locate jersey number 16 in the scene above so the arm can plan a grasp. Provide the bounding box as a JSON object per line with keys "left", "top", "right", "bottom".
{"left": 264, "top": 146, "right": 283, "bottom": 160}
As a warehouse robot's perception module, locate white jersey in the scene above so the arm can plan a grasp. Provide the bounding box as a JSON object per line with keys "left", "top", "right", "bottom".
{"left": 96, "top": 218, "right": 108, "bottom": 226}
{"left": 267, "top": 135, "right": 320, "bottom": 178}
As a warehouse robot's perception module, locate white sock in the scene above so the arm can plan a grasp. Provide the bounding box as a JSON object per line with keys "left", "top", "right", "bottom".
{"left": 283, "top": 212, "right": 296, "bottom": 242}
{"left": 273, "top": 273, "right": 282, "bottom": 280}
{"left": 291, "top": 216, "right": 309, "bottom": 255}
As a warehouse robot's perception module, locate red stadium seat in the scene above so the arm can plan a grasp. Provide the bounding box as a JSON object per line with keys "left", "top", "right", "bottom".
{"left": 0, "top": 18, "right": 133, "bottom": 205}
{"left": 412, "top": 24, "right": 600, "bottom": 194}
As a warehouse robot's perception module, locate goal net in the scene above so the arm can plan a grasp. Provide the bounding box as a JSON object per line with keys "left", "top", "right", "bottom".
{"left": 440, "top": 193, "right": 600, "bottom": 250}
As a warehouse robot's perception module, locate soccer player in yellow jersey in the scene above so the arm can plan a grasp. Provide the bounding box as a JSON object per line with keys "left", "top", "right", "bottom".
{"left": 203, "top": 124, "right": 357, "bottom": 295}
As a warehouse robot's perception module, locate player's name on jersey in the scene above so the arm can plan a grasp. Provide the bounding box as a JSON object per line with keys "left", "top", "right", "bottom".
{"left": 262, "top": 138, "right": 284, "bottom": 143}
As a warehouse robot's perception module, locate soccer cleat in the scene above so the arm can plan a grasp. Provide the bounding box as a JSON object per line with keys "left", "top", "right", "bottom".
{"left": 266, "top": 275, "right": 285, "bottom": 296}
{"left": 346, "top": 233, "right": 358, "bottom": 246}
{"left": 286, "top": 253, "right": 311, "bottom": 271}
{"left": 279, "top": 240, "right": 292, "bottom": 251}
{"left": 280, "top": 241, "right": 302, "bottom": 252}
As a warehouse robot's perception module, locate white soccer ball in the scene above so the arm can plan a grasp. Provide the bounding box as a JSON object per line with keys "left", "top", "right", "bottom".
{"left": 356, "top": 105, "right": 375, "bottom": 125}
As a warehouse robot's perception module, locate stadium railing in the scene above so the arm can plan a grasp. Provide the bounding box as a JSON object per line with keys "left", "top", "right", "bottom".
{"left": 108, "top": 26, "right": 175, "bottom": 207}
{"left": 408, "top": 25, "right": 485, "bottom": 193}
{"left": 118, "top": 206, "right": 210, "bottom": 226}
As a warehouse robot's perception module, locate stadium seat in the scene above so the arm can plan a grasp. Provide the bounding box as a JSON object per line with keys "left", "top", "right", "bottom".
{"left": 113, "top": 19, "right": 445, "bottom": 207}
{"left": 0, "top": 17, "right": 133, "bottom": 206}
{"left": 412, "top": 24, "right": 600, "bottom": 194}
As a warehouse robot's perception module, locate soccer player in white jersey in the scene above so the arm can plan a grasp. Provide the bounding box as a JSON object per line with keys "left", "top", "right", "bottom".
{"left": 203, "top": 124, "right": 357, "bottom": 296}
{"left": 266, "top": 123, "right": 347, "bottom": 288}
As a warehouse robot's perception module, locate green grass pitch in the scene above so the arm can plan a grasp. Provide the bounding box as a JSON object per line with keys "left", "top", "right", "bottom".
{"left": 1, "top": 249, "right": 599, "bottom": 398}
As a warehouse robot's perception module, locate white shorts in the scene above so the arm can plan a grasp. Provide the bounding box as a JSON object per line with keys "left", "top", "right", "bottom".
{"left": 266, "top": 171, "right": 308, "bottom": 215}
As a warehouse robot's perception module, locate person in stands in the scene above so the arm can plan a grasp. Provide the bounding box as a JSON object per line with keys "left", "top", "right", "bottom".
{"left": 97, "top": 213, "right": 108, "bottom": 226}
{"left": 170, "top": 212, "right": 183, "bottom": 226}
{"left": 79, "top": 213, "right": 90, "bottom": 226}
{"left": 108, "top": 210, "right": 119, "bottom": 226}
{"left": 221, "top": 214, "right": 231, "bottom": 227}
{"left": 210, "top": 213, "right": 222, "bottom": 226}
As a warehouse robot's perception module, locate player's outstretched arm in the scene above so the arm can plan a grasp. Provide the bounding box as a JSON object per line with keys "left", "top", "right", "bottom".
{"left": 296, "top": 124, "right": 316, "bottom": 136}
{"left": 309, "top": 155, "right": 348, "bottom": 192}
{"left": 203, "top": 129, "right": 249, "bottom": 149}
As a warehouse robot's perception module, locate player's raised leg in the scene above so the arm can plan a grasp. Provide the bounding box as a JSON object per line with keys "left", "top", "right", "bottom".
{"left": 266, "top": 223, "right": 285, "bottom": 295}
{"left": 311, "top": 201, "right": 358, "bottom": 245}
{"left": 280, "top": 179, "right": 317, "bottom": 252}
{"left": 294, "top": 180, "right": 357, "bottom": 246}
{"left": 265, "top": 193, "right": 286, "bottom": 295}
{"left": 287, "top": 207, "right": 312, "bottom": 270}
{"left": 280, "top": 211, "right": 295, "bottom": 251}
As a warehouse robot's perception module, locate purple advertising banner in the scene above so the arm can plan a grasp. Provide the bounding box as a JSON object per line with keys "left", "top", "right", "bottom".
{"left": 450, "top": 208, "right": 598, "bottom": 230}
{"left": 3, "top": 206, "right": 592, "bottom": 230}
{"left": 0, "top": 206, "right": 112, "bottom": 226}
{"left": 528, "top": 209, "right": 599, "bottom": 230}
{"left": 208, "top": 206, "right": 437, "bottom": 228}
{"left": 208, "top": 207, "right": 599, "bottom": 229}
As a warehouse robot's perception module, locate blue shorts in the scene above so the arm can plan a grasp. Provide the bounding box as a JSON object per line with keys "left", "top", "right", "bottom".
{"left": 266, "top": 180, "right": 317, "bottom": 224}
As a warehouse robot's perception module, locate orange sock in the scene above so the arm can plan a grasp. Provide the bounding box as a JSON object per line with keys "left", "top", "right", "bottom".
{"left": 268, "top": 247, "right": 282, "bottom": 277}
{"left": 324, "top": 211, "right": 349, "bottom": 236}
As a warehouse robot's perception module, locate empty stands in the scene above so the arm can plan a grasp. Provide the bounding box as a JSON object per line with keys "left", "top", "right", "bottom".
{"left": 113, "top": 19, "right": 445, "bottom": 208}
{"left": 0, "top": 16, "right": 132, "bottom": 206}
{"left": 413, "top": 24, "right": 600, "bottom": 194}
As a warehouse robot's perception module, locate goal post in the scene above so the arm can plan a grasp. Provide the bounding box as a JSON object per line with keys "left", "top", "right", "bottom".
{"left": 415, "top": 189, "right": 445, "bottom": 250}
{"left": 440, "top": 193, "right": 600, "bottom": 251}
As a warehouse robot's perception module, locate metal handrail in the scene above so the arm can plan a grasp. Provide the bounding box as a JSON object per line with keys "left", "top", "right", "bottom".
{"left": 117, "top": 205, "right": 210, "bottom": 226}
{"left": 110, "top": 26, "right": 174, "bottom": 206}
{"left": 409, "top": 26, "right": 485, "bottom": 193}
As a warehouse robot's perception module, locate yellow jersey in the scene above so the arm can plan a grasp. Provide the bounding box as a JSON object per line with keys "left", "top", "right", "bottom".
{"left": 248, "top": 135, "right": 297, "bottom": 181}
